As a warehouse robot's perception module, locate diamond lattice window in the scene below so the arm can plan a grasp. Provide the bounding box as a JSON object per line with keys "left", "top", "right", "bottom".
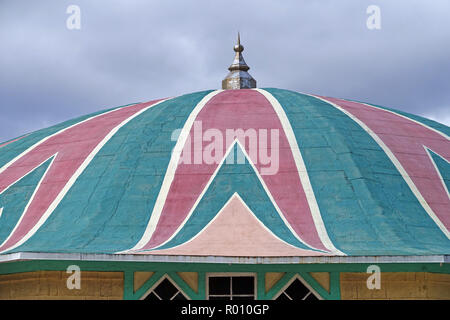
{"left": 144, "top": 277, "right": 188, "bottom": 300}
{"left": 274, "top": 278, "right": 320, "bottom": 301}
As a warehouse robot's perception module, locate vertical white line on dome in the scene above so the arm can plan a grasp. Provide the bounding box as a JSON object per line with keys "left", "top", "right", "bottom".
{"left": 312, "top": 95, "right": 450, "bottom": 240}
{"left": 254, "top": 89, "right": 345, "bottom": 256}
{"left": 0, "top": 99, "right": 170, "bottom": 254}
{"left": 123, "top": 90, "right": 224, "bottom": 253}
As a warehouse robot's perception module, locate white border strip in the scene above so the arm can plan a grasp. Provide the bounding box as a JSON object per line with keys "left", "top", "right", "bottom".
{"left": 124, "top": 90, "right": 223, "bottom": 253}
{"left": 358, "top": 101, "right": 449, "bottom": 140}
{"left": 147, "top": 140, "right": 324, "bottom": 253}
{"left": 0, "top": 99, "right": 170, "bottom": 254}
{"left": 424, "top": 146, "right": 450, "bottom": 200}
{"left": 0, "top": 105, "right": 137, "bottom": 176}
{"left": 255, "top": 89, "right": 344, "bottom": 256}
{"left": 0, "top": 251, "right": 447, "bottom": 265}
{"left": 311, "top": 95, "right": 450, "bottom": 239}
{"left": 0, "top": 154, "right": 57, "bottom": 196}
{"left": 0, "top": 154, "right": 57, "bottom": 249}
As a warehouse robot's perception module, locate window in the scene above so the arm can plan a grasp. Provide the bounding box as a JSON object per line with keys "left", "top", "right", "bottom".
{"left": 143, "top": 277, "right": 188, "bottom": 300}
{"left": 274, "top": 276, "right": 320, "bottom": 301}
{"left": 207, "top": 274, "right": 256, "bottom": 300}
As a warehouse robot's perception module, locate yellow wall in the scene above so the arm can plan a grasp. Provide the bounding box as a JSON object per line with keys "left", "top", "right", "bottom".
{"left": 340, "top": 272, "right": 450, "bottom": 300}
{"left": 0, "top": 271, "right": 123, "bottom": 300}
{"left": 1, "top": 270, "right": 449, "bottom": 300}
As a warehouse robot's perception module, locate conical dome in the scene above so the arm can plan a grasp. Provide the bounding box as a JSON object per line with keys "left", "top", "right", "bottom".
{"left": 0, "top": 88, "right": 448, "bottom": 257}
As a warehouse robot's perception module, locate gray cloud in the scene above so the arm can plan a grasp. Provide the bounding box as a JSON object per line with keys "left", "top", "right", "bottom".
{"left": 0, "top": 0, "right": 449, "bottom": 141}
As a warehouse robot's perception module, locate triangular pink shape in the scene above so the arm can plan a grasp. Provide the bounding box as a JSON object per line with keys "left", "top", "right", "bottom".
{"left": 139, "top": 194, "right": 328, "bottom": 257}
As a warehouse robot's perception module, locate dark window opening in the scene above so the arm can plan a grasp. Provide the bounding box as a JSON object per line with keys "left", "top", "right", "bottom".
{"left": 144, "top": 278, "right": 188, "bottom": 300}
{"left": 275, "top": 278, "right": 319, "bottom": 301}
{"left": 208, "top": 275, "right": 255, "bottom": 300}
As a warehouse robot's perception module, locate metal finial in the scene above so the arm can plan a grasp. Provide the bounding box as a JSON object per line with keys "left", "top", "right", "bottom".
{"left": 234, "top": 32, "right": 243, "bottom": 53}
{"left": 222, "top": 33, "right": 257, "bottom": 90}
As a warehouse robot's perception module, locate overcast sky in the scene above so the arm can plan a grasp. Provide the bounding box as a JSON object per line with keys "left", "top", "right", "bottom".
{"left": 0, "top": 0, "right": 449, "bottom": 142}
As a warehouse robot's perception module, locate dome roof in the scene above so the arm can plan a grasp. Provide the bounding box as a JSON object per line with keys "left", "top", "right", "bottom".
{"left": 0, "top": 88, "right": 449, "bottom": 257}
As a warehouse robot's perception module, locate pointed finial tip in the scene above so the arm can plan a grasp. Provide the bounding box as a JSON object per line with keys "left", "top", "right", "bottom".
{"left": 234, "top": 32, "right": 244, "bottom": 52}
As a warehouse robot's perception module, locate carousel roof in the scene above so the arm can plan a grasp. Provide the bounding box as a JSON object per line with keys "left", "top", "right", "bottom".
{"left": 0, "top": 87, "right": 449, "bottom": 258}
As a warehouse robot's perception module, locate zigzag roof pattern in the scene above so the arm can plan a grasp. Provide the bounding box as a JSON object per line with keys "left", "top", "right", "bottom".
{"left": 0, "top": 88, "right": 449, "bottom": 257}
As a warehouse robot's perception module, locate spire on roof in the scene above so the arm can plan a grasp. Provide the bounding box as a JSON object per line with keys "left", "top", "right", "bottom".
{"left": 222, "top": 33, "right": 257, "bottom": 90}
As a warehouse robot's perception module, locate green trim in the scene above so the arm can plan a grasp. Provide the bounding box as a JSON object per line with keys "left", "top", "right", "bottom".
{"left": 0, "top": 260, "right": 448, "bottom": 300}
{"left": 123, "top": 270, "right": 134, "bottom": 299}
{"left": 168, "top": 271, "right": 202, "bottom": 300}
{"left": 129, "top": 271, "right": 165, "bottom": 300}
{"left": 1, "top": 260, "right": 448, "bottom": 274}
{"left": 263, "top": 271, "right": 341, "bottom": 300}
{"left": 330, "top": 271, "right": 341, "bottom": 299}
{"left": 257, "top": 271, "right": 266, "bottom": 299}
{"left": 300, "top": 271, "right": 340, "bottom": 300}
{"left": 264, "top": 272, "right": 296, "bottom": 300}
{"left": 125, "top": 271, "right": 203, "bottom": 300}
{"left": 197, "top": 271, "right": 206, "bottom": 300}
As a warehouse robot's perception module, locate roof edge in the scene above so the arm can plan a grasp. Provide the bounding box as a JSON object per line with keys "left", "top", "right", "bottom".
{"left": 0, "top": 252, "right": 448, "bottom": 265}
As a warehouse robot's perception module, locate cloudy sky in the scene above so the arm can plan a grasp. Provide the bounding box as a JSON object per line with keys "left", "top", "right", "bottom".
{"left": 0, "top": 0, "right": 449, "bottom": 142}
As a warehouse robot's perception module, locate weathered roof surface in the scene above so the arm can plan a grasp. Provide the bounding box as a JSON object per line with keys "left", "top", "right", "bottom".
{"left": 0, "top": 88, "right": 448, "bottom": 257}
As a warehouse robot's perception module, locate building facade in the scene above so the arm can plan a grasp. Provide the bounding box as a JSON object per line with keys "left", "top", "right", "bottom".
{"left": 0, "top": 38, "right": 449, "bottom": 300}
